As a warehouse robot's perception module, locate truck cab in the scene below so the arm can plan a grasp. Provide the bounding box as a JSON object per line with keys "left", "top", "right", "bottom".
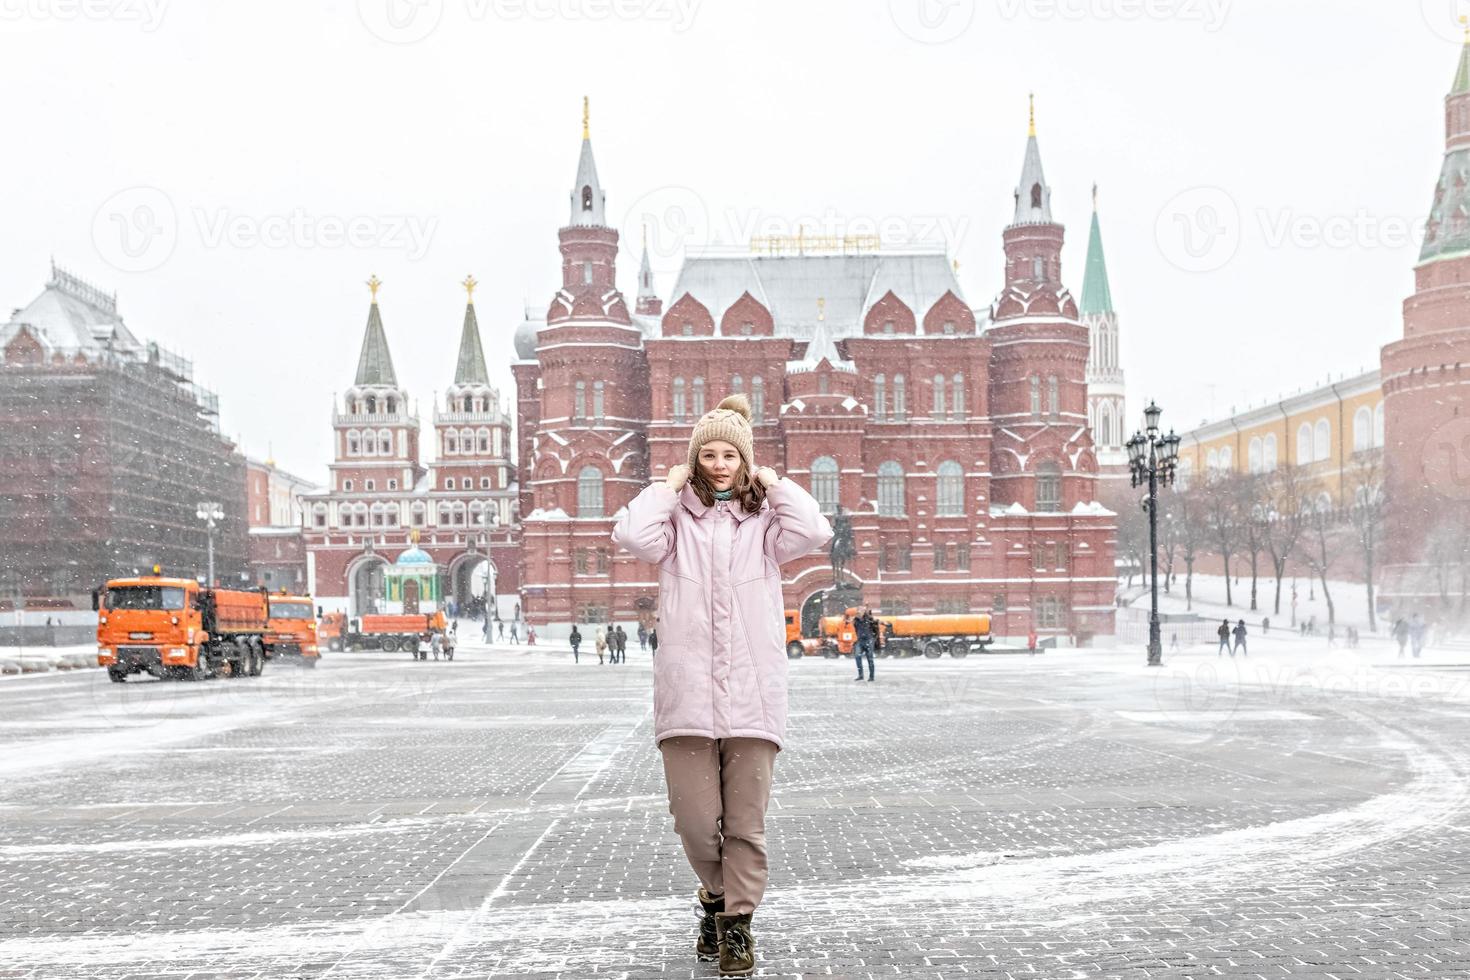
{"left": 265, "top": 592, "right": 320, "bottom": 665}
{"left": 95, "top": 576, "right": 205, "bottom": 682}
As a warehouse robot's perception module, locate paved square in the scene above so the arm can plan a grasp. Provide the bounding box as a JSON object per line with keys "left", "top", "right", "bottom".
{"left": 2, "top": 636, "right": 1469, "bottom": 978}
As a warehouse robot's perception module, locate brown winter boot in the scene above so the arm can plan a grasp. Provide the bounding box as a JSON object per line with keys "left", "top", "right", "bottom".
{"left": 715, "top": 910, "right": 755, "bottom": 976}
{"left": 695, "top": 886, "right": 723, "bottom": 961}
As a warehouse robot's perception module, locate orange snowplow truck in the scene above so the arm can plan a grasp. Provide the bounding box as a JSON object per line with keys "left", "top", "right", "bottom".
{"left": 265, "top": 591, "right": 321, "bottom": 666}
{"left": 785, "top": 608, "right": 992, "bottom": 659}
{"left": 94, "top": 574, "right": 272, "bottom": 683}
{"left": 318, "top": 610, "right": 445, "bottom": 653}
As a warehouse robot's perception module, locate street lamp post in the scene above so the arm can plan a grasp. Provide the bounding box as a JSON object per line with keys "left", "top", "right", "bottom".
{"left": 195, "top": 502, "right": 223, "bottom": 585}
{"left": 1126, "top": 401, "right": 1181, "bottom": 667}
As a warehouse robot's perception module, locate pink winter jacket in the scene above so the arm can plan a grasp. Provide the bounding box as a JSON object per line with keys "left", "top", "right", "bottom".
{"left": 611, "top": 478, "right": 832, "bottom": 752}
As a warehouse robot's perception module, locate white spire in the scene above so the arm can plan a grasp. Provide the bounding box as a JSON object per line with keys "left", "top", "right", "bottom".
{"left": 568, "top": 96, "right": 607, "bottom": 227}
{"left": 1011, "top": 94, "right": 1052, "bottom": 225}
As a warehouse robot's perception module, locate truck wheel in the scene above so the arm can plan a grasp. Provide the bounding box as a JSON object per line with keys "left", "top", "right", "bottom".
{"left": 949, "top": 640, "right": 969, "bottom": 658}
{"left": 249, "top": 641, "right": 266, "bottom": 677}
{"left": 787, "top": 641, "right": 804, "bottom": 660}
{"left": 304, "top": 657, "right": 318, "bottom": 668}
{"left": 821, "top": 646, "right": 837, "bottom": 659}
{"left": 187, "top": 655, "right": 209, "bottom": 681}
{"left": 923, "top": 640, "right": 945, "bottom": 659}
{"left": 107, "top": 667, "right": 127, "bottom": 684}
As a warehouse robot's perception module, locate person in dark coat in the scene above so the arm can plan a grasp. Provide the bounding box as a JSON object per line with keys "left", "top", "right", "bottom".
{"left": 638, "top": 623, "right": 648, "bottom": 651}
{"left": 1393, "top": 617, "right": 1409, "bottom": 657}
{"left": 1217, "top": 619, "right": 1231, "bottom": 657}
{"left": 852, "top": 607, "right": 876, "bottom": 682}
{"left": 1232, "top": 619, "right": 1247, "bottom": 656}
{"left": 615, "top": 625, "right": 628, "bottom": 663}
{"left": 649, "top": 627, "right": 659, "bottom": 660}
{"left": 570, "top": 625, "right": 582, "bottom": 664}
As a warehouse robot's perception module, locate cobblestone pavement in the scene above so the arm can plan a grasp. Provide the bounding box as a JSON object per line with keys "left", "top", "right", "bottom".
{"left": 2, "top": 639, "right": 1470, "bottom": 979}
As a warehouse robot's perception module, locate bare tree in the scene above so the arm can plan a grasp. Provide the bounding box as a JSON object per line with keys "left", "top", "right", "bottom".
{"left": 1114, "top": 492, "right": 1149, "bottom": 590}
{"left": 1172, "top": 487, "right": 1207, "bottom": 611}
{"left": 1261, "top": 464, "right": 1307, "bottom": 617}
{"left": 1160, "top": 503, "right": 1181, "bottom": 593}
{"left": 1233, "top": 473, "right": 1269, "bottom": 612}
{"left": 1201, "top": 472, "right": 1241, "bottom": 606}
{"left": 1296, "top": 492, "right": 1340, "bottom": 627}
{"left": 1343, "top": 451, "right": 1386, "bottom": 631}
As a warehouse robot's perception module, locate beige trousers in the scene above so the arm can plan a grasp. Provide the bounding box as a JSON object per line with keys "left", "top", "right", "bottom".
{"left": 658, "top": 735, "right": 779, "bottom": 915}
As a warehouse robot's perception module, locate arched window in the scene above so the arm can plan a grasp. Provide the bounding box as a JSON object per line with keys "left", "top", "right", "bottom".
{"left": 692, "top": 376, "right": 706, "bottom": 415}
{"left": 1297, "top": 422, "right": 1314, "bottom": 463}
{"left": 347, "top": 430, "right": 360, "bottom": 456}
{"left": 1353, "top": 406, "right": 1372, "bottom": 453}
{"left": 876, "top": 461, "right": 905, "bottom": 516}
{"left": 933, "top": 373, "right": 945, "bottom": 416}
{"left": 893, "top": 374, "right": 906, "bottom": 420}
{"left": 936, "top": 460, "right": 964, "bottom": 516}
{"left": 1047, "top": 375, "right": 1059, "bottom": 417}
{"left": 751, "top": 376, "right": 764, "bottom": 423}
{"left": 1374, "top": 402, "right": 1385, "bottom": 447}
{"left": 811, "top": 456, "right": 839, "bottom": 514}
{"left": 873, "top": 374, "right": 886, "bottom": 421}
{"left": 1176, "top": 457, "right": 1193, "bottom": 491}
{"left": 593, "top": 381, "right": 605, "bottom": 420}
{"left": 379, "top": 429, "right": 392, "bottom": 455}
{"left": 574, "top": 380, "right": 586, "bottom": 420}
{"left": 1207, "top": 448, "right": 1220, "bottom": 471}
{"left": 577, "top": 466, "right": 604, "bottom": 518}
{"left": 1036, "top": 461, "right": 1062, "bottom": 513}
{"left": 1030, "top": 183, "right": 1042, "bottom": 209}
{"left": 411, "top": 501, "right": 426, "bottom": 527}
{"left": 469, "top": 501, "right": 484, "bottom": 525}
{"left": 1263, "top": 433, "right": 1278, "bottom": 472}
{"left": 453, "top": 502, "right": 466, "bottom": 526}
{"left": 1033, "top": 256, "right": 1044, "bottom": 280}
{"left": 438, "top": 503, "right": 452, "bottom": 525}
{"left": 951, "top": 373, "right": 964, "bottom": 419}
{"left": 731, "top": 375, "right": 744, "bottom": 393}
{"left": 1313, "top": 418, "right": 1331, "bottom": 462}
{"left": 365, "top": 395, "right": 377, "bottom": 414}
{"left": 1219, "top": 446, "right": 1233, "bottom": 471}
{"left": 445, "top": 478, "right": 456, "bottom": 491}
{"left": 385, "top": 397, "right": 396, "bottom": 414}
{"left": 581, "top": 185, "right": 593, "bottom": 211}
{"left": 384, "top": 504, "right": 398, "bottom": 527}
{"left": 1248, "top": 437, "right": 1262, "bottom": 474}
{"left": 1030, "top": 375, "right": 1041, "bottom": 417}
{"left": 673, "top": 377, "right": 686, "bottom": 422}
{"left": 477, "top": 428, "right": 490, "bottom": 453}
{"left": 1098, "top": 403, "right": 1112, "bottom": 446}
{"left": 445, "top": 431, "right": 457, "bottom": 455}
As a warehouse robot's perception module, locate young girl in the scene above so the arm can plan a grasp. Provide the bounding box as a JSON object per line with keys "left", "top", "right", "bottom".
{"left": 612, "top": 394, "right": 831, "bottom": 977}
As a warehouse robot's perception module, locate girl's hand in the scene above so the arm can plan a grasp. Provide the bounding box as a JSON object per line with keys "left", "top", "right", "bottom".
{"left": 755, "top": 466, "right": 780, "bottom": 488}
{"left": 665, "top": 464, "right": 691, "bottom": 491}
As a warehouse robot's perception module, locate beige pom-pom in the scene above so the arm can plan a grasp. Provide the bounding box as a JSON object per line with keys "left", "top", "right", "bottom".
{"left": 716, "top": 393, "right": 752, "bottom": 420}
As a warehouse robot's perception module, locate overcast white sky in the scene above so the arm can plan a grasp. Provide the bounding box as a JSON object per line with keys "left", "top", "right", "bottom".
{"left": 1, "top": 0, "right": 1460, "bottom": 481}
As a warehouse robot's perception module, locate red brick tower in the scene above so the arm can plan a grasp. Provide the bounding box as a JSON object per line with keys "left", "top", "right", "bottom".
{"left": 987, "top": 98, "right": 1099, "bottom": 512}
{"left": 519, "top": 100, "right": 651, "bottom": 622}
{"left": 1382, "top": 36, "right": 1470, "bottom": 589}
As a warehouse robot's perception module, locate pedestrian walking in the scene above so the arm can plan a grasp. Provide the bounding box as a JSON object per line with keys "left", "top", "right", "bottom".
{"left": 595, "top": 625, "right": 607, "bottom": 664}
{"left": 1170, "top": 631, "right": 1179, "bottom": 652}
{"left": 611, "top": 392, "right": 831, "bottom": 975}
{"left": 615, "top": 624, "right": 628, "bottom": 663}
{"left": 570, "top": 625, "right": 582, "bottom": 663}
{"left": 649, "top": 626, "right": 659, "bottom": 660}
{"left": 1232, "top": 618, "right": 1247, "bottom": 657}
{"left": 1410, "top": 613, "right": 1427, "bottom": 658}
{"left": 1217, "top": 619, "right": 1231, "bottom": 657}
{"left": 638, "top": 622, "right": 648, "bottom": 651}
{"left": 527, "top": 625, "right": 537, "bottom": 646}
{"left": 482, "top": 614, "right": 492, "bottom": 643}
{"left": 1393, "top": 617, "right": 1409, "bottom": 657}
{"left": 852, "top": 606, "right": 876, "bottom": 682}
{"left": 1262, "top": 617, "right": 1270, "bottom": 635}
{"left": 497, "top": 620, "right": 505, "bottom": 641}
{"left": 509, "top": 621, "right": 519, "bottom": 645}
{"left": 1027, "top": 628, "right": 1038, "bottom": 656}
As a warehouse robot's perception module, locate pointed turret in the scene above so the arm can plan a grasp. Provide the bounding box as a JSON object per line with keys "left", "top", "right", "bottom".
{"left": 1423, "top": 24, "right": 1470, "bottom": 261}
{"left": 635, "top": 226, "right": 662, "bottom": 316}
{"left": 568, "top": 96, "right": 607, "bottom": 227}
{"left": 1011, "top": 93, "right": 1052, "bottom": 226}
{"left": 354, "top": 275, "right": 398, "bottom": 387}
{"left": 1080, "top": 187, "right": 1114, "bottom": 317}
{"left": 454, "top": 275, "right": 490, "bottom": 385}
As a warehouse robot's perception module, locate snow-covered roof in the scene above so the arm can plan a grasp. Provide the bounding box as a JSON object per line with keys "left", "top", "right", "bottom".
{"left": 0, "top": 264, "right": 141, "bottom": 357}
{"left": 668, "top": 250, "right": 963, "bottom": 339}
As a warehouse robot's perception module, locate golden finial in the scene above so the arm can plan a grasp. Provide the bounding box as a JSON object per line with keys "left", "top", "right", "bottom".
{"left": 1462, "top": 14, "right": 1468, "bottom": 41}
{"left": 462, "top": 274, "right": 478, "bottom": 302}
{"left": 409, "top": 527, "right": 420, "bottom": 545}
{"left": 816, "top": 296, "right": 825, "bottom": 320}
{"left": 1028, "top": 92, "right": 1036, "bottom": 137}
{"left": 952, "top": 258, "right": 960, "bottom": 274}
{"left": 367, "top": 274, "right": 382, "bottom": 303}
{"left": 582, "top": 96, "right": 589, "bottom": 139}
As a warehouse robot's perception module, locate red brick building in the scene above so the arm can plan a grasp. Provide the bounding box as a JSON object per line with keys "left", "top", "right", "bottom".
{"left": 1380, "top": 36, "right": 1470, "bottom": 610}
{"left": 302, "top": 277, "right": 519, "bottom": 617}
{"left": 514, "top": 110, "right": 1117, "bottom": 643}
{"left": 246, "top": 457, "right": 317, "bottom": 593}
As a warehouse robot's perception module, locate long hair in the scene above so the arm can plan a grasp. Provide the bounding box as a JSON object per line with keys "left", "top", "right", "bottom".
{"left": 690, "top": 457, "right": 767, "bottom": 514}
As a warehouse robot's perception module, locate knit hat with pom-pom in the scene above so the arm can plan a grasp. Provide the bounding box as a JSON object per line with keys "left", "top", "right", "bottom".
{"left": 687, "top": 394, "right": 755, "bottom": 473}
